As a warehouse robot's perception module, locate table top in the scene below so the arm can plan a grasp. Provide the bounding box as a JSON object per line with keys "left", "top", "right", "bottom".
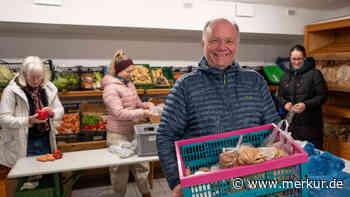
{"left": 8, "top": 148, "right": 158, "bottom": 179}
{"left": 8, "top": 148, "right": 350, "bottom": 179}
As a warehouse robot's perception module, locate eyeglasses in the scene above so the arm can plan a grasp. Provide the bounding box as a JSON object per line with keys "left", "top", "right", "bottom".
{"left": 26, "top": 75, "right": 44, "bottom": 83}
{"left": 291, "top": 57, "right": 305, "bottom": 62}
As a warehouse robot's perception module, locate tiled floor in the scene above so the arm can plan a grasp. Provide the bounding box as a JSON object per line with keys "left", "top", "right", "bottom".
{"left": 72, "top": 178, "right": 172, "bottom": 197}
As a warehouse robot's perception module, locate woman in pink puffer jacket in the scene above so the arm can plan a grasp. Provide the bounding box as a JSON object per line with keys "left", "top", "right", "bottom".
{"left": 102, "top": 50, "right": 153, "bottom": 197}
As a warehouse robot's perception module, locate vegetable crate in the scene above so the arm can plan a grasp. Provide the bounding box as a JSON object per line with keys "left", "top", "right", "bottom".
{"left": 263, "top": 65, "right": 284, "bottom": 85}
{"left": 80, "top": 102, "right": 107, "bottom": 132}
{"left": 56, "top": 134, "right": 79, "bottom": 144}
{"left": 175, "top": 124, "right": 309, "bottom": 197}
{"left": 134, "top": 123, "right": 159, "bottom": 157}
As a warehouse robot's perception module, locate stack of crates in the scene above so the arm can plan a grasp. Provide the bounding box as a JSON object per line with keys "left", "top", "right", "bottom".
{"left": 175, "top": 124, "right": 309, "bottom": 197}
{"left": 134, "top": 123, "right": 159, "bottom": 157}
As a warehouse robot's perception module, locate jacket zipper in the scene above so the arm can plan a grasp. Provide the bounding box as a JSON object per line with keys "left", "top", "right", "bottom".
{"left": 223, "top": 73, "right": 227, "bottom": 85}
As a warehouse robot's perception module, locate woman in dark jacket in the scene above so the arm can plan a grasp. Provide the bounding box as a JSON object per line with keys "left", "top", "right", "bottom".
{"left": 277, "top": 45, "right": 328, "bottom": 149}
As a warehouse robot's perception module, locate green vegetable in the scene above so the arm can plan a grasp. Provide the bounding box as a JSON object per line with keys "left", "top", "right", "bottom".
{"left": 92, "top": 72, "right": 103, "bottom": 89}
{"left": 0, "top": 64, "right": 15, "bottom": 88}
{"left": 53, "top": 72, "right": 80, "bottom": 92}
{"left": 82, "top": 114, "right": 100, "bottom": 126}
{"left": 93, "top": 72, "right": 102, "bottom": 82}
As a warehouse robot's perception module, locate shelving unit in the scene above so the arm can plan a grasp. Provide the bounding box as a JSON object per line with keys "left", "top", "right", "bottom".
{"left": 305, "top": 18, "right": 350, "bottom": 120}
{"left": 305, "top": 18, "right": 350, "bottom": 59}
{"left": 305, "top": 18, "right": 350, "bottom": 159}
{"left": 57, "top": 88, "right": 170, "bottom": 149}
{"left": 56, "top": 88, "right": 169, "bottom": 191}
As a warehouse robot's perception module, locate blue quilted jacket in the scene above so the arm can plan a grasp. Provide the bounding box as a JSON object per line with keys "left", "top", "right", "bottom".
{"left": 156, "top": 57, "right": 280, "bottom": 189}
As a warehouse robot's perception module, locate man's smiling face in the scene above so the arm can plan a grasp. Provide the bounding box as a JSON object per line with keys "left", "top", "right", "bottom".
{"left": 202, "top": 19, "right": 239, "bottom": 69}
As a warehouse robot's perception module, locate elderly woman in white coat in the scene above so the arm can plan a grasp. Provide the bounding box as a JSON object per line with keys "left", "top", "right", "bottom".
{"left": 0, "top": 56, "right": 64, "bottom": 173}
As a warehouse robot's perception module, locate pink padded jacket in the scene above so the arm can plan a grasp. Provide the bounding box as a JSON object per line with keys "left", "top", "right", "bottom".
{"left": 102, "top": 75, "right": 148, "bottom": 134}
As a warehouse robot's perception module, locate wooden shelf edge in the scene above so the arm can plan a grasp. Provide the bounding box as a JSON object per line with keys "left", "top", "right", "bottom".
{"left": 57, "top": 140, "right": 107, "bottom": 152}
{"left": 327, "top": 82, "right": 350, "bottom": 93}
{"left": 312, "top": 55, "right": 350, "bottom": 60}
{"left": 137, "top": 89, "right": 145, "bottom": 95}
{"left": 309, "top": 43, "right": 350, "bottom": 59}
{"left": 323, "top": 105, "right": 350, "bottom": 119}
{"left": 58, "top": 90, "right": 103, "bottom": 98}
{"left": 305, "top": 18, "right": 350, "bottom": 32}
{"left": 57, "top": 86, "right": 279, "bottom": 98}
{"left": 146, "top": 88, "right": 171, "bottom": 95}
{"left": 57, "top": 140, "right": 106, "bottom": 147}
{"left": 58, "top": 89, "right": 145, "bottom": 98}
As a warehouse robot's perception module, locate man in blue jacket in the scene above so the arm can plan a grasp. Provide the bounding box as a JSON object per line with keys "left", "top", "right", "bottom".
{"left": 156, "top": 18, "right": 280, "bottom": 197}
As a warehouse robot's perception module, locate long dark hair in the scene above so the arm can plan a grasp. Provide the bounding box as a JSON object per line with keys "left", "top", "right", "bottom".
{"left": 289, "top": 44, "right": 306, "bottom": 57}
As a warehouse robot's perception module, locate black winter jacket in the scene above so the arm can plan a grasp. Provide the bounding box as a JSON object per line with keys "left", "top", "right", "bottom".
{"left": 277, "top": 57, "right": 328, "bottom": 138}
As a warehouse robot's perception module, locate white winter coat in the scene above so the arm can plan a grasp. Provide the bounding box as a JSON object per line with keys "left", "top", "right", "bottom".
{"left": 0, "top": 77, "right": 64, "bottom": 167}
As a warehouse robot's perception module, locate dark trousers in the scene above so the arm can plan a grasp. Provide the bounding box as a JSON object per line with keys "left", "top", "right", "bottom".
{"left": 27, "top": 134, "right": 51, "bottom": 156}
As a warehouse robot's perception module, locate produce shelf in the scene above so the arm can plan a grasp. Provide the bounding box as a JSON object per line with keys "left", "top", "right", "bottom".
{"left": 58, "top": 89, "right": 145, "bottom": 98}
{"left": 57, "top": 140, "right": 107, "bottom": 153}
{"left": 327, "top": 82, "right": 350, "bottom": 93}
{"left": 323, "top": 105, "right": 350, "bottom": 119}
{"left": 146, "top": 89, "right": 171, "bottom": 95}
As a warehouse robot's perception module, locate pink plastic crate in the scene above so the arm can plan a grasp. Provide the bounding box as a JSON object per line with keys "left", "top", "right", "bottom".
{"left": 175, "top": 124, "right": 309, "bottom": 197}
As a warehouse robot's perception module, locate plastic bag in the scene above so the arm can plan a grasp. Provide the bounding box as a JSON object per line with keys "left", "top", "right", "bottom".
{"left": 149, "top": 104, "right": 165, "bottom": 116}
{"left": 262, "top": 119, "right": 293, "bottom": 155}
{"left": 108, "top": 140, "right": 137, "bottom": 158}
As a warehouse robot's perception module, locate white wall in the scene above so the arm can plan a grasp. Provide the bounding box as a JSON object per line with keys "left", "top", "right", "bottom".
{"left": 320, "top": 6, "right": 350, "bottom": 22}
{"left": 0, "top": 0, "right": 327, "bottom": 35}
{"left": 0, "top": 0, "right": 334, "bottom": 67}
{"left": 0, "top": 35, "right": 297, "bottom": 67}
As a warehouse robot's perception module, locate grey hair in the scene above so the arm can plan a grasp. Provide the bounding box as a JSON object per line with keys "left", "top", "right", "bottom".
{"left": 202, "top": 18, "right": 240, "bottom": 44}
{"left": 18, "top": 56, "right": 49, "bottom": 87}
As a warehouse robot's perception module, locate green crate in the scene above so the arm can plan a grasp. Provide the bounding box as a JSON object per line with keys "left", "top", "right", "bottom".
{"left": 14, "top": 173, "right": 80, "bottom": 197}
{"left": 14, "top": 174, "right": 61, "bottom": 197}
{"left": 263, "top": 65, "right": 284, "bottom": 84}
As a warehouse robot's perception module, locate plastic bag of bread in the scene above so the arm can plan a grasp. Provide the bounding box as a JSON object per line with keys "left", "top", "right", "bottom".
{"left": 185, "top": 166, "right": 212, "bottom": 177}
{"left": 219, "top": 136, "right": 243, "bottom": 169}
{"left": 258, "top": 146, "right": 289, "bottom": 160}
{"left": 237, "top": 145, "right": 265, "bottom": 165}
{"left": 327, "top": 66, "right": 339, "bottom": 83}
{"left": 335, "top": 64, "right": 348, "bottom": 83}
{"left": 337, "top": 64, "right": 350, "bottom": 87}
{"left": 219, "top": 150, "right": 239, "bottom": 169}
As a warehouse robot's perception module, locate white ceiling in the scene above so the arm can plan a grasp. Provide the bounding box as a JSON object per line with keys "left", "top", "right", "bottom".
{"left": 212, "top": 0, "right": 350, "bottom": 10}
